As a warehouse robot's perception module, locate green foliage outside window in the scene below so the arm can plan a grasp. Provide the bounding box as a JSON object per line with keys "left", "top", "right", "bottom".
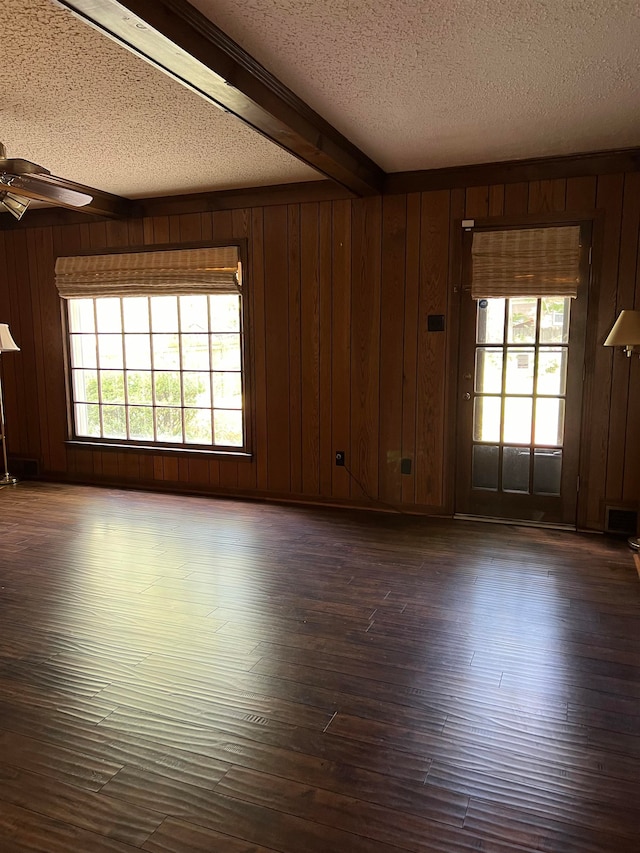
{"left": 86, "top": 372, "right": 208, "bottom": 441}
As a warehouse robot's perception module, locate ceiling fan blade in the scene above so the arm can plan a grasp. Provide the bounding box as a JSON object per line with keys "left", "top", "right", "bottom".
{"left": 1, "top": 174, "right": 93, "bottom": 207}
{"left": 0, "top": 156, "right": 51, "bottom": 177}
{"left": 0, "top": 144, "right": 132, "bottom": 218}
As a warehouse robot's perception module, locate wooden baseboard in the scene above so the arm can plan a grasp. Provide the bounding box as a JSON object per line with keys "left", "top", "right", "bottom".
{"left": 39, "top": 471, "right": 451, "bottom": 518}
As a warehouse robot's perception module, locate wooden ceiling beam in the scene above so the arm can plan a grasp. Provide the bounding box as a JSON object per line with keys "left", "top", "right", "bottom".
{"left": 56, "top": 0, "right": 384, "bottom": 197}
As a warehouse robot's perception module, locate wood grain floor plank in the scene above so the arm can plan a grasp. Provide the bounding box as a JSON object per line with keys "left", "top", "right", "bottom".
{"left": 0, "top": 729, "right": 122, "bottom": 791}
{"left": 153, "top": 788, "right": 409, "bottom": 853}
{"left": 0, "top": 765, "right": 163, "bottom": 846}
{"left": 0, "top": 800, "right": 142, "bottom": 852}
{"left": 102, "top": 765, "right": 230, "bottom": 821}
{"left": 0, "top": 482, "right": 638, "bottom": 852}
{"left": 211, "top": 767, "right": 540, "bottom": 852}
{"left": 427, "top": 759, "right": 640, "bottom": 838}
{"left": 97, "top": 703, "right": 431, "bottom": 782}
{"left": 0, "top": 705, "right": 235, "bottom": 793}
{"left": 143, "top": 818, "right": 279, "bottom": 852}
{"left": 465, "top": 796, "right": 640, "bottom": 853}
{"left": 95, "top": 680, "right": 331, "bottom": 732}
{"left": 215, "top": 765, "right": 469, "bottom": 837}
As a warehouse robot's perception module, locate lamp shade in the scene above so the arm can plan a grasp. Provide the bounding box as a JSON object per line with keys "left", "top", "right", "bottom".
{"left": 0, "top": 323, "right": 19, "bottom": 352}
{"left": 603, "top": 310, "right": 640, "bottom": 348}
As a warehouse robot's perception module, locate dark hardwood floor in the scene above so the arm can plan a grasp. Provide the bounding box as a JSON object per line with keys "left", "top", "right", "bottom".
{"left": 0, "top": 482, "right": 639, "bottom": 852}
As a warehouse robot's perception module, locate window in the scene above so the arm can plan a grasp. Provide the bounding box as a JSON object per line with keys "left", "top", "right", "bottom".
{"left": 57, "top": 245, "right": 247, "bottom": 452}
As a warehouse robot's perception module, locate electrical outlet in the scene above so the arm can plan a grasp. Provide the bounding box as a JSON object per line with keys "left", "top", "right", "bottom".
{"left": 401, "top": 458, "right": 412, "bottom": 475}
{"left": 335, "top": 450, "right": 345, "bottom": 467}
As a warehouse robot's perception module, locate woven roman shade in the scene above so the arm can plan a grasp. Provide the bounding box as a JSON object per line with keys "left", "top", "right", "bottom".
{"left": 55, "top": 246, "right": 241, "bottom": 298}
{"left": 471, "top": 226, "right": 581, "bottom": 299}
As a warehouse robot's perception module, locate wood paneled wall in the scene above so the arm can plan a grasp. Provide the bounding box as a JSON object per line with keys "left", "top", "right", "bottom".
{"left": 1, "top": 170, "right": 639, "bottom": 529}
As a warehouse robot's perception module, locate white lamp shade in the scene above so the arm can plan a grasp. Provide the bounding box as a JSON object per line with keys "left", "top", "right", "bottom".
{"left": 603, "top": 310, "right": 640, "bottom": 347}
{"left": 0, "top": 323, "right": 19, "bottom": 352}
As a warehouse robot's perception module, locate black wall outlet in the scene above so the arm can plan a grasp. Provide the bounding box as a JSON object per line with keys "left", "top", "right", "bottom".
{"left": 401, "top": 458, "right": 412, "bottom": 475}
{"left": 335, "top": 451, "right": 345, "bottom": 467}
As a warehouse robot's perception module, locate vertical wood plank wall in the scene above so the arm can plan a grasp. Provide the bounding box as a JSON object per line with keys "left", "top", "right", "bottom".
{"left": 1, "top": 171, "right": 639, "bottom": 529}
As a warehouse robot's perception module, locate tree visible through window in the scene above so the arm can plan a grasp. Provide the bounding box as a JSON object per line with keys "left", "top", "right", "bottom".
{"left": 68, "top": 293, "right": 244, "bottom": 449}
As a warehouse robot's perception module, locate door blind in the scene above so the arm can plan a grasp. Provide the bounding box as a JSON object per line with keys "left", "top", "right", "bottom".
{"left": 471, "top": 226, "right": 581, "bottom": 299}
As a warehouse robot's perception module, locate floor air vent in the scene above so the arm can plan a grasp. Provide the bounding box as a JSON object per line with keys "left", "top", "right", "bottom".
{"left": 605, "top": 506, "right": 638, "bottom": 535}
{"left": 7, "top": 457, "right": 40, "bottom": 479}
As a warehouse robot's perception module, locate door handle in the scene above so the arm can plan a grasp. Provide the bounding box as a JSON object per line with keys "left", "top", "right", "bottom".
{"left": 463, "top": 392, "right": 471, "bottom": 400}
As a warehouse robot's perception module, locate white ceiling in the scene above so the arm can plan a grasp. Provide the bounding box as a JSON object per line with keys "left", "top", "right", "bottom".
{"left": 0, "top": 0, "right": 319, "bottom": 198}
{"left": 193, "top": 0, "right": 640, "bottom": 172}
{"left": 1, "top": 0, "right": 639, "bottom": 201}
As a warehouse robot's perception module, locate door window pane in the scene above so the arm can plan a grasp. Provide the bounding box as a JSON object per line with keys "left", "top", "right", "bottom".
{"left": 473, "top": 396, "right": 501, "bottom": 442}
{"left": 472, "top": 445, "right": 499, "bottom": 490}
{"left": 535, "top": 398, "right": 565, "bottom": 446}
{"left": 533, "top": 449, "right": 562, "bottom": 495}
{"left": 537, "top": 349, "right": 567, "bottom": 396}
{"left": 503, "top": 397, "right": 532, "bottom": 443}
{"left": 507, "top": 298, "right": 537, "bottom": 343}
{"left": 503, "top": 447, "right": 530, "bottom": 493}
{"left": 540, "top": 298, "right": 570, "bottom": 343}
{"left": 475, "top": 348, "right": 503, "bottom": 393}
{"left": 505, "top": 348, "right": 535, "bottom": 394}
{"left": 476, "top": 299, "right": 505, "bottom": 344}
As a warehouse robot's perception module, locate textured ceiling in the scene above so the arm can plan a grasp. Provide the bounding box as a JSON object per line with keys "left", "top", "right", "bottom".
{"left": 1, "top": 1, "right": 639, "bottom": 205}
{"left": 0, "top": 0, "right": 319, "bottom": 198}
{"left": 192, "top": 0, "right": 640, "bottom": 172}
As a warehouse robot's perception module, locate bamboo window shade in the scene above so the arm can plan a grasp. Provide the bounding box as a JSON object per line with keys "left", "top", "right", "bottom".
{"left": 55, "top": 246, "right": 241, "bottom": 299}
{"left": 471, "top": 226, "right": 581, "bottom": 299}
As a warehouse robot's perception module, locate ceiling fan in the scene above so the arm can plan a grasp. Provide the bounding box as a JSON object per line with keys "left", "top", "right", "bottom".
{"left": 0, "top": 143, "right": 130, "bottom": 220}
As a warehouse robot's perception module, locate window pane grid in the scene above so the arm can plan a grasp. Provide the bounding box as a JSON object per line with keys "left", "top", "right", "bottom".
{"left": 176, "top": 297, "right": 186, "bottom": 443}
{"left": 94, "top": 299, "right": 105, "bottom": 438}
{"left": 120, "top": 299, "right": 132, "bottom": 441}
{"left": 68, "top": 295, "right": 245, "bottom": 449}
{"left": 207, "top": 295, "right": 215, "bottom": 449}
{"left": 148, "top": 296, "right": 158, "bottom": 443}
{"left": 472, "top": 297, "right": 569, "bottom": 494}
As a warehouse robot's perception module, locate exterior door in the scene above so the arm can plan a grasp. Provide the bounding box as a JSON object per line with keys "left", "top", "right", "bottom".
{"left": 455, "top": 229, "right": 589, "bottom": 526}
